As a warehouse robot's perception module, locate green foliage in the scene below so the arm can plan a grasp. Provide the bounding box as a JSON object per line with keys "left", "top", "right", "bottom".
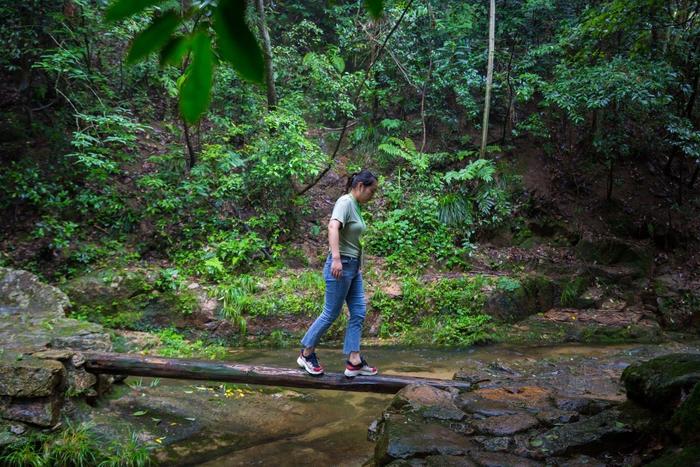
{"left": 373, "top": 275, "right": 494, "bottom": 346}
{"left": 152, "top": 328, "right": 230, "bottom": 360}
{"left": 213, "top": 0, "right": 264, "bottom": 83}
{"left": 0, "top": 421, "right": 153, "bottom": 467}
{"left": 179, "top": 31, "right": 214, "bottom": 123}
{"left": 560, "top": 277, "right": 587, "bottom": 307}
{"left": 213, "top": 270, "right": 324, "bottom": 332}
{"left": 496, "top": 276, "right": 521, "bottom": 292}
{"left": 438, "top": 158, "right": 511, "bottom": 236}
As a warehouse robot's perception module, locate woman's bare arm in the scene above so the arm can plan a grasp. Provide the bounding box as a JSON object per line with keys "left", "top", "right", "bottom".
{"left": 328, "top": 219, "right": 343, "bottom": 278}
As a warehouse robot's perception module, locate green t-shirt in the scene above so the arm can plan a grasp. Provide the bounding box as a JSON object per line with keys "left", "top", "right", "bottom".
{"left": 330, "top": 193, "right": 366, "bottom": 259}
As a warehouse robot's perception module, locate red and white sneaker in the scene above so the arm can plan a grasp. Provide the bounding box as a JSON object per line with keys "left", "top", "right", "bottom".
{"left": 297, "top": 350, "right": 324, "bottom": 376}
{"left": 344, "top": 356, "right": 378, "bottom": 377}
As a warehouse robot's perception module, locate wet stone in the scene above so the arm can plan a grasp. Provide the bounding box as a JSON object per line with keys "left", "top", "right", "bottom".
{"left": 552, "top": 454, "right": 607, "bottom": 467}
{"left": 425, "top": 455, "right": 477, "bottom": 466}
{"left": 368, "top": 418, "right": 382, "bottom": 442}
{"left": 535, "top": 408, "right": 580, "bottom": 426}
{"left": 0, "top": 394, "right": 62, "bottom": 427}
{"left": 392, "top": 385, "right": 466, "bottom": 421}
{"left": 473, "top": 413, "right": 539, "bottom": 436}
{"left": 470, "top": 450, "right": 545, "bottom": 467}
{"left": 553, "top": 396, "right": 615, "bottom": 415}
{"left": 475, "top": 435, "right": 513, "bottom": 452}
{"left": 459, "top": 393, "right": 524, "bottom": 417}
{"left": 374, "top": 415, "right": 476, "bottom": 464}
{"left": 0, "top": 356, "right": 64, "bottom": 398}
{"left": 473, "top": 387, "right": 553, "bottom": 410}
{"left": 528, "top": 409, "right": 635, "bottom": 457}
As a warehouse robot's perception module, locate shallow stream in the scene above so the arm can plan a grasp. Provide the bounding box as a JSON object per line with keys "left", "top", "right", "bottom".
{"left": 126, "top": 342, "right": 700, "bottom": 466}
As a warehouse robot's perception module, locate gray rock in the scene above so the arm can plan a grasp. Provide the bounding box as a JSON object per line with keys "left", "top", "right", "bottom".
{"left": 552, "top": 396, "right": 615, "bottom": 415}
{"left": 475, "top": 436, "right": 513, "bottom": 452}
{"left": 374, "top": 415, "right": 476, "bottom": 464}
{"left": 0, "top": 394, "right": 62, "bottom": 427}
{"left": 528, "top": 409, "right": 635, "bottom": 457}
{"left": 535, "top": 408, "right": 579, "bottom": 426}
{"left": 0, "top": 355, "right": 64, "bottom": 397}
{"left": 392, "top": 385, "right": 466, "bottom": 421}
{"left": 469, "top": 450, "right": 544, "bottom": 466}
{"left": 473, "top": 413, "right": 539, "bottom": 436}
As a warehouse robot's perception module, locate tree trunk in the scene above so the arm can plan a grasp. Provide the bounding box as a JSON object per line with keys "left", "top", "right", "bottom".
{"left": 606, "top": 158, "right": 614, "bottom": 201}
{"left": 501, "top": 44, "right": 515, "bottom": 143}
{"left": 183, "top": 119, "right": 196, "bottom": 170}
{"left": 82, "top": 352, "right": 473, "bottom": 394}
{"left": 255, "top": 0, "right": 277, "bottom": 110}
{"left": 480, "top": 0, "right": 496, "bottom": 158}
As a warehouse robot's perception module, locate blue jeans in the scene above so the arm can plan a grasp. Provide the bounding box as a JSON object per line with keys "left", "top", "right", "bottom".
{"left": 300, "top": 254, "right": 366, "bottom": 355}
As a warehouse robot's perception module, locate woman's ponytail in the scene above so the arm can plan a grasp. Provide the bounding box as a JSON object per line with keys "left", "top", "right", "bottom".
{"left": 346, "top": 169, "right": 377, "bottom": 192}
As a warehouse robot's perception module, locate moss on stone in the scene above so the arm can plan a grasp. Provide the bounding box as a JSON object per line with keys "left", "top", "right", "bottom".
{"left": 646, "top": 446, "right": 700, "bottom": 467}
{"left": 671, "top": 383, "right": 700, "bottom": 443}
{"left": 621, "top": 354, "right": 700, "bottom": 410}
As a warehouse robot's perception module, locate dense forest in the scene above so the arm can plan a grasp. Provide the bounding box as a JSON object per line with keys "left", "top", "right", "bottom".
{"left": 1, "top": 0, "right": 700, "bottom": 465}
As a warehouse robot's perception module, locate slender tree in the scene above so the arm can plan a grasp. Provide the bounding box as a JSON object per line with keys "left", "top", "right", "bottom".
{"left": 255, "top": 0, "right": 277, "bottom": 110}
{"left": 480, "top": 0, "right": 495, "bottom": 157}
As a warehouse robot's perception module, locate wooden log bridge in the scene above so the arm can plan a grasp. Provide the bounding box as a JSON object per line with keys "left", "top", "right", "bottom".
{"left": 83, "top": 352, "right": 472, "bottom": 394}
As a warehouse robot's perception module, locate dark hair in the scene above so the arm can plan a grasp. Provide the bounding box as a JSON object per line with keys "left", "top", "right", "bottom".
{"left": 346, "top": 169, "right": 377, "bottom": 192}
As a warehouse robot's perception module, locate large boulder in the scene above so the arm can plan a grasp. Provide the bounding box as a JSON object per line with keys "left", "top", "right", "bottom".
{"left": 374, "top": 415, "right": 476, "bottom": 465}
{"left": 61, "top": 267, "right": 221, "bottom": 331}
{"left": 483, "top": 275, "right": 561, "bottom": 322}
{"left": 621, "top": 353, "right": 700, "bottom": 410}
{"left": 0, "top": 268, "right": 114, "bottom": 426}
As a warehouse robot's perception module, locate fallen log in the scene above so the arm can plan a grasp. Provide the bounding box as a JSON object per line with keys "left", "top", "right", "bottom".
{"left": 83, "top": 352, "right": 472, "bottom": 394}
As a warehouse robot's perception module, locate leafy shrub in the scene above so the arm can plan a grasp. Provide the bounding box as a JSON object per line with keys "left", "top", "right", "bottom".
{"left": 373, "top": 275, "right": 493, "bottom": 346}
{"left": 0, "top": 421, "right": 153, "bottom": 467}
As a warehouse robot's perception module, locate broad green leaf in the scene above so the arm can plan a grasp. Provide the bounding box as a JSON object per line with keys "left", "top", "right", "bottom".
{"left": 179, "top": 32, "right": 214, "bottom": 124}
{"left": 213, "top": 0, "right": 264, "bottom": 83}
{"left": 364, "top": 0, "right": 384, "bottom": 19}
{"left": 132, "top": 410, "right": 148, "bottom": 416}
{"left": 331, "top": 55, "right": 345, "bottom": 73}
{"left": 106, "top": 0, "right": 164, "bottom": 22}
{"left": 127, "top": 11, "right": 181, "bottom": 64}
{"left": 160, "top": 35, "right": 190, "bottom": 67}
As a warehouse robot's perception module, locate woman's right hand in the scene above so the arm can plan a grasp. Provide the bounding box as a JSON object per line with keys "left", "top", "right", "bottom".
{"left": 331, "top": 258, "right": 343, "bottom": 279}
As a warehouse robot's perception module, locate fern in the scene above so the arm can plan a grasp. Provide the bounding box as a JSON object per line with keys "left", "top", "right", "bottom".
{"left": 444, "top": 159, "right": 496, "bottom": 183}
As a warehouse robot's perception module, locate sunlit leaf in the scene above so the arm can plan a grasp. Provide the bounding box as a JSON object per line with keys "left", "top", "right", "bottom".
{"left": 213, "top": 0, "right": 264, "bottom": 83}
{"left": 127, "top": 11, "right": 181, "bottom": 64}
{"left": 364, "top": 0, "right": 384, "bottom": 19}
{"left": 106, "top": 0, "right": 164, "bottom": 22}
{"left": 331, "top": 55, "right": 345, "bottom": 73}
{"left": 132, "top": 410, "right": 148, "bottom": 416}
{"left": 179, "top": 32, "right": 214, "bottom": 123}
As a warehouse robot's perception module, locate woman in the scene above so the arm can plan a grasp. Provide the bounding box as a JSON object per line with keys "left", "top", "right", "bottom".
{"left": 297, "top": 169, "right": 379, "bottom": 377}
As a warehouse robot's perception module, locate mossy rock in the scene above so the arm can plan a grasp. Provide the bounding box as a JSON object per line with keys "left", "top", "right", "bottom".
{"left": 61, "top": 268, "right": 210, "bottom": 331}
{"left": 670, "top": 382, "right": 700, "bottom": 444}
{"left": 62, "top": 268, "right": 156, "bottom": 311}
{"left": 621, "top": 353, "right": 700, "bottom": 410}
{"left": 484, "top": 274, "right": 561, "bottom": 322}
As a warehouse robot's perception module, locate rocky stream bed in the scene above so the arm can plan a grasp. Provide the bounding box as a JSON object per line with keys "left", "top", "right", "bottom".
{"left": 1, "top": 261, "right": 700, "bottom": 465}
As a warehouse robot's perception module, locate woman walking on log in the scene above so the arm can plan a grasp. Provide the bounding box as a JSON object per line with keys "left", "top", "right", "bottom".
{"left": 298, "top": 169, "right": 379, "bottom": 377}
